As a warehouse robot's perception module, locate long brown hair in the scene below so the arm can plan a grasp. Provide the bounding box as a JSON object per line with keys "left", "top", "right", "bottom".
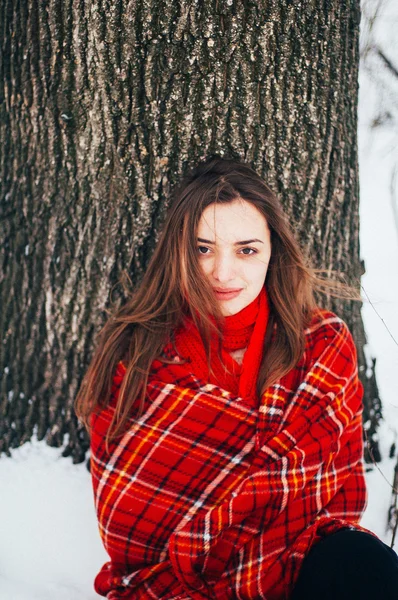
{"left": 74, "top": 155, "right": 359, "bottom": 450}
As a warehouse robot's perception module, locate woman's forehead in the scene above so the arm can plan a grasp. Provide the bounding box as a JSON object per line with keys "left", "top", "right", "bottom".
{"left": 197, "top": 200, "right": 269, "bottom": 241}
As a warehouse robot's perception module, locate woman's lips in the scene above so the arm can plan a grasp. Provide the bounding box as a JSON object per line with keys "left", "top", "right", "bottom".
{"left": 213, "top": 288, "right": 243, "bottom": 301}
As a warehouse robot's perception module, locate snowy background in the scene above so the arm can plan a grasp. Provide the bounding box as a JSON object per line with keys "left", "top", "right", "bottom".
{"left": 358, "top": 0, "right": 398, "bottom": 540}
{"left": 1, "top": 1, "right": 398, "bottom": 598}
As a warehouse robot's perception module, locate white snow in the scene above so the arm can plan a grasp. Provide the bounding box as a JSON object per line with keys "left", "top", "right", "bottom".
{"left": 1, "top": 1, "right": 398, "bottom": 598}
{"left": 0, "top": 439, "right": 107, "bottom": 599}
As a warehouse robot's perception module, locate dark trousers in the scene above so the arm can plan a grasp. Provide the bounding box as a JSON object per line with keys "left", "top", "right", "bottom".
{"left": 290, "top": 528, "right": 398, "bottom": 599}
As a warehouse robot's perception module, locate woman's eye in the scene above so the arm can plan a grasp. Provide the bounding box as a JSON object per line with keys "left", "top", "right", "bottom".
{"left": 240, "top": 247, "right": 257, "bottom": 255}
{"left": 197, "top": 246, "right": 210, "bottom": 255}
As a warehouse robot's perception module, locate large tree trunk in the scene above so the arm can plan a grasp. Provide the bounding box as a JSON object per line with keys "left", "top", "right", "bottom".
{"left": 0, "top": 0, "right": 380, "bottom": 463}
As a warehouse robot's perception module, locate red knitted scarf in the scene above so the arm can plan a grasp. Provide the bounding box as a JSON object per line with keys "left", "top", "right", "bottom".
{"left": 174, "top": 287, "right": 270, "bottom": 405}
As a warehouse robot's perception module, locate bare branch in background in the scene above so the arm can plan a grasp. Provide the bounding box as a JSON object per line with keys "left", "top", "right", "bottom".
{"left": 360, "top": 0, "right": 385, "bottom": 59}
{"left": 376, "top": 48, "right": 398, "bottom": 79}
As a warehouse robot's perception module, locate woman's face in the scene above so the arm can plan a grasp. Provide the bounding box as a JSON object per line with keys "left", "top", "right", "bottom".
{"left": 196, "top": 199, "right": 272, "bottom": 316}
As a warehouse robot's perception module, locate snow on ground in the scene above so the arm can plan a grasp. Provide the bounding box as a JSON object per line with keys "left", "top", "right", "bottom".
{"left": 0, "top": 438, "right": 106, "bottom": 599}
{"left": 1, "top": 1, "right": 398, "bottom": 599}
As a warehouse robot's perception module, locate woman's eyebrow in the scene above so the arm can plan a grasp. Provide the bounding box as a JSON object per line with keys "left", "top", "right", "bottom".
{"left": 197, "top": 237, "right": 264, "bottom": 245}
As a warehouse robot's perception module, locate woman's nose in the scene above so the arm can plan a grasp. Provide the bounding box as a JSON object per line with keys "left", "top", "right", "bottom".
{"left": 212, "top": 254, "right": 236, "bottom": 282}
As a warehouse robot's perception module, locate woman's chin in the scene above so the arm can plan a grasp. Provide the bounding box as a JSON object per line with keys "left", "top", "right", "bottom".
{"left": 219, "top": 297, "right": 247, "bottom": 317}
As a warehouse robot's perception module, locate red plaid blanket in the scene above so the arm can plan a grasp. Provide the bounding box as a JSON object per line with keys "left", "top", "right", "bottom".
{"left": 90, "top": 309, "right": 371, "bottom": 599}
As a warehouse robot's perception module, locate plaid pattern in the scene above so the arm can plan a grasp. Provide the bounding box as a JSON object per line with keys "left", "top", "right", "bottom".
{"left": 90, "top": 309, "right": 372, "bottom": 599}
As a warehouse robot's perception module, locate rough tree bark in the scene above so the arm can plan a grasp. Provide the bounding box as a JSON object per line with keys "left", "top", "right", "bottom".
{"left": 0, "top": 0, "right": 381, "bottom": 463}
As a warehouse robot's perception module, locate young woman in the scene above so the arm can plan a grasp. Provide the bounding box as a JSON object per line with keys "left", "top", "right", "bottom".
{"left": 75, "top": 156, "right": 398, "bottom": 599}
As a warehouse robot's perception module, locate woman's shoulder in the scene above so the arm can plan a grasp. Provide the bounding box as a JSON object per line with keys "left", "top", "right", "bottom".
{"left": 306, "top": 307, "right": 353, "bottom": 336}
{"left": 303, "top": 307, "right": 358, "bottom": 361}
